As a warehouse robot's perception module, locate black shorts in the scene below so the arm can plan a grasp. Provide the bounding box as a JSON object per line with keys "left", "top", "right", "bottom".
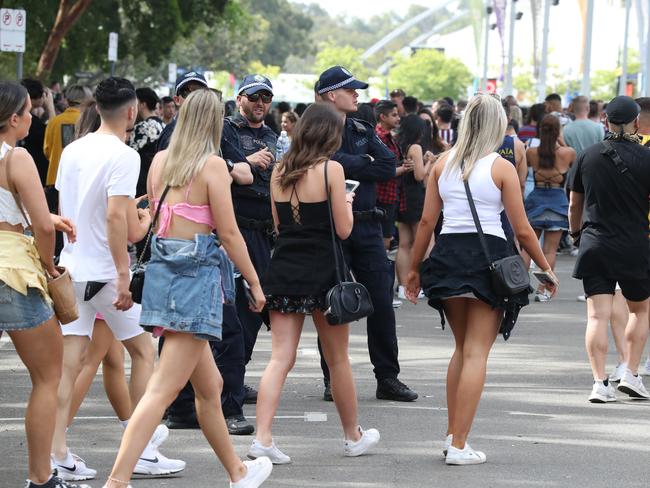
{"left": 376, "top": 201, "right": 397, "bottom": 239}
{"left": 582, "top": 275, "right": 650, "bottom": 302}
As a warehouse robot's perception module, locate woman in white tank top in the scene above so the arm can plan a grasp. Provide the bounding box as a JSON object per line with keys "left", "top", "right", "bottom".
{"left": 405, "top": 95, "right": 558, "bottom": 466}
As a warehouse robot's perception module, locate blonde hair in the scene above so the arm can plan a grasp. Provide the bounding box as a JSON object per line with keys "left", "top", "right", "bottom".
{"left": 162, "top": 89, "right": 223, "bottom": 187}
{"left": 446, "top": 94, "right": 507, "bottom": 180}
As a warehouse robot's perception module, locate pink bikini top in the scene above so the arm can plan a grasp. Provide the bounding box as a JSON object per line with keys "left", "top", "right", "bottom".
{"left": 151, "top": 178, "right": 215, "bottom": 237}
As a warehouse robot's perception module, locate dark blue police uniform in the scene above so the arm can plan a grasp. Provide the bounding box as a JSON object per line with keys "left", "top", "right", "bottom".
{"left": 319, "top": 116, "right": 401, "bottom": 380}
{"left": 227, "top": 112, "right": 277, "bottom": 364}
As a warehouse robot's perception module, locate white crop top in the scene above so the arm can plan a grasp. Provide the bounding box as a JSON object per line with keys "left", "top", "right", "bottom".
{"left": 0, "top": 142, "right": 29, "bottom": 227}
{"left": 439, "top": 151, "right": 505, "bottom": 240}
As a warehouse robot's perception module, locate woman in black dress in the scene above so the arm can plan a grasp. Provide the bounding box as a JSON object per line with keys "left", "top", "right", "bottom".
{"left": 395, "top": 114, "right": 429, "bottom": 299}
{"left": 249, "top": 103, "right": 380, "bottom": 465}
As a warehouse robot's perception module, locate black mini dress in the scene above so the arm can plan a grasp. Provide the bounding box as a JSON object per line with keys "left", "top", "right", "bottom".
{"left": 263, "top": 190, "right": 338, "bottom": 314}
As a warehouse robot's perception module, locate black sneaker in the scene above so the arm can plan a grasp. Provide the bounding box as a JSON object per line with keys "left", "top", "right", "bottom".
{"left": 25, "top": 475, "right": 91, "bottom": 488}
{"left": 164, "top": 412, "right": 200, "bottom": 429}
{"left": 376, "top": 378, "right": 418, "bottom": 402}
{"left": 226, "top": 414, "right": 255, "bottom": 435}
{"left": 323, "top": 378, "right": 333, "bottom": 402}
{"left": 244, "top": 384, "right": 258, "bottom": 404}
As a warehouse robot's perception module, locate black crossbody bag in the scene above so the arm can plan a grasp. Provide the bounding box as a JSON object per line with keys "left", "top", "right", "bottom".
{"left": 323, "top": 161, "right": 374, "bottom": 325}
{"left": 461, "top": 164, "right": 530, "bottom": 297}
{"left": 130, "top": 185, "right": 170, "bottom": 304}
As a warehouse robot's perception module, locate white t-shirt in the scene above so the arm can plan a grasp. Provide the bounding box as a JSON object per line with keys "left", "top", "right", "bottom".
{"left": 56, "top": 133, "right": 140, "bottom": 282}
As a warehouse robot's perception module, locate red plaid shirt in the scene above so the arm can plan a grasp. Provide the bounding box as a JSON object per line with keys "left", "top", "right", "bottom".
{"left": 375, "top": 124, "right": 401, "bottom": 205}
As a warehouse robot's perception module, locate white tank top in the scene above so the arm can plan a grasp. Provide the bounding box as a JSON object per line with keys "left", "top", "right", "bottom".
{"left": 439, "top": 151, "right": 505, "bottom": 240}
{"left": 0, "top": 142, "right": 29, "bottom": 227}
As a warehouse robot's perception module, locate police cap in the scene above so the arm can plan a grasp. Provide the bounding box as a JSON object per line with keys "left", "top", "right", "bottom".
{"left": 175, "top": 71, "right": 207, "bottom": 96}
{"left": 239, "top": 74, "right": 274, "bottom": 96}
{"left": 317, "top": 66, "right": 369, "bottom": 95}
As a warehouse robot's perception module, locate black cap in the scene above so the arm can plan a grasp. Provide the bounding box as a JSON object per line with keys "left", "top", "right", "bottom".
{"left": 605, "top": 96, "right": 640, "bottom": 125}
{"left": 175, "top": 71, "right": 207, "bottom": 96}
{"left": 317, "top": 66, "right": 369, "bottom": 95}
{"left": 238, "top": 74, "right": 273, "bottom": 96}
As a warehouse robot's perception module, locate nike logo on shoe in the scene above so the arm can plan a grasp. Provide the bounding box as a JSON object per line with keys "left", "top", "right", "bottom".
{"left": 57, "top": 463, "right": 77, "bottom": 472}
{"left": 139, "top": 456, "right": 159, "bottom": 463}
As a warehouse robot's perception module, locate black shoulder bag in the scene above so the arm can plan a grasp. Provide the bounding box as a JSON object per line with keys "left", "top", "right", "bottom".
{"left": 461, "top": 164, "right": 530, "bottom": 297}
{"left": 130, "top": 185, "right": 171, "bottom": 304}
{"left": 323, "top": 161, "right": 374, "bottom": 325}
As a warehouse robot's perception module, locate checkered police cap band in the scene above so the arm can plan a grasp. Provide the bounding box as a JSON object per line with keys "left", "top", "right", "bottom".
{"left": 239, "top": 81, "right": 273, "bottom": 94}
{"left": 317, "top": 76, "right": 358, "bottom": 94}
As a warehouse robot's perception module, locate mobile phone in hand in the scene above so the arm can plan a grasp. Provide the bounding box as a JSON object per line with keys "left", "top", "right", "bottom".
{"left": 533, "top": 270, "right": 557, "bottom": 287}
{"left": 345, "top": 179, "right": 360, "bottom": 193}
{"left": 137, "top": 198, "right": 149, "bottom": 210}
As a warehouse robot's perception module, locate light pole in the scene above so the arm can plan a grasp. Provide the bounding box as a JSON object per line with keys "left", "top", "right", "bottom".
{"left": 482, "top": 4, "right": 493, "bottom": 91}
{"left": 620, "top": 0, "right": 632, "bottom": 95}
{"left": 504, "top": 0, "right": 523, "bottom": 96}
{"left": 581, "top": 0, "right": 595, "bottom": 96}
{"left": 537, "top": 0, "right": 553, "bottom": 102}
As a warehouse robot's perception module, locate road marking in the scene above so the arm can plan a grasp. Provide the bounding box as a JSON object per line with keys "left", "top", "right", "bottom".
{"left": 0, "top": 413, "right": 328, "bottom": 422}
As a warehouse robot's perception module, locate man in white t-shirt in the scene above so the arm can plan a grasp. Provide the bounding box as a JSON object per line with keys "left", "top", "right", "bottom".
{"left": 53, "top": 78, "right": 184, "bottom": 481}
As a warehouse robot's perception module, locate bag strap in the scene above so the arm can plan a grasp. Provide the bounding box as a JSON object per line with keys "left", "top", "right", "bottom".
{"left": 3, "top": 148, "right": 31, "bottom": 227}
{"left": 324, "top": 160, "right": 348, "bottom": 284}
{"left": 460, "top": 161, "right": 494, "bottom": 269}
{"left": 600, "top": 140, "right": 646, "bottom": 193}
{"left": 134, "top": 184, "right": 171, "bottom": 267}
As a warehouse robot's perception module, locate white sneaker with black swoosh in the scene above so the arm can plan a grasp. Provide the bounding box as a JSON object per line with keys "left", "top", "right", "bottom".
{"left": 134, "top": 448, "right": 186, "bottom": 476}
{"left": 52, "top": 452, "right": 96, "bottom": 481}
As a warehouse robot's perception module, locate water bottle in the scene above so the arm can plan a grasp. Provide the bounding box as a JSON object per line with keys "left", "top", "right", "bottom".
{"left": 276, "top": 130, "right": 290, "bottom": 161}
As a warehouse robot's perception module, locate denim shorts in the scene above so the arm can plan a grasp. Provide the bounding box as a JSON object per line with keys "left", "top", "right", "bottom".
{"left": 140, "top": 234, "right": 235, "bottom": 341}
{"left": 0, "top": 281, "right": 54, "bottom": 331}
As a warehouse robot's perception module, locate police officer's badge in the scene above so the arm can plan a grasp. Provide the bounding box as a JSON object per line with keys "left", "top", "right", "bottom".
{"left": 254, "top": 75, "right": 265, "bottom": 82}
{"left": 341, "top": 67, "right": 352, "bottom": 76}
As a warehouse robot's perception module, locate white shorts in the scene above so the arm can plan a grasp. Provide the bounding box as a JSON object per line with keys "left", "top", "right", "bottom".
{"left": 62, "top": 280, "right": 144, "bottom": 341}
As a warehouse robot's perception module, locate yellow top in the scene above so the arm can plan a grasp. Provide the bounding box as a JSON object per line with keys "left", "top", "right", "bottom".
{"left": 44, "top": 107, "right": 80, "bottom": 186}
{"left": 640, "top": 134, "right": 650, "bottom": 146}
{"left": 0, "top": 231, "right": 51, "bottom": 304}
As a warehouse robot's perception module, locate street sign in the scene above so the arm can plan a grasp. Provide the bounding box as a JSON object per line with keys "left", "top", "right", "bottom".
{"left": 108, "top": 32, "right": 118, "bottom": 62}
{"left": 168, "top": 63, "right": 177, "bottom": 83}
{"left": 0, "top": 8, "right": 26, "bottom": 53}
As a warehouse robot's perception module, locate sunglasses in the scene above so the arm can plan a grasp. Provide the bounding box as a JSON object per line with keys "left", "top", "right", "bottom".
{"left": 244, "top": 92, "right": 273, "bottom": 104}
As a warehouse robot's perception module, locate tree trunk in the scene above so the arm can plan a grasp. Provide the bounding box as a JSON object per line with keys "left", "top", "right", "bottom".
{"left": 35, "top": 0, "right": 93, "bottom": 81}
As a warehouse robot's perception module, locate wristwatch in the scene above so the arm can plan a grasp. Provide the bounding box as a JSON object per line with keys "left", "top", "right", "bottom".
{"left": 225, "top": 159, "right": 235, "bottom": 173}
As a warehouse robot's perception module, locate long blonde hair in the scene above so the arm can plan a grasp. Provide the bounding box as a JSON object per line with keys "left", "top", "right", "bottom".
{"left": 446, "top": 94, "right": 507, "bottom": 180}
{"left": 162, "top": 89, "right": 223, "bottom": 186}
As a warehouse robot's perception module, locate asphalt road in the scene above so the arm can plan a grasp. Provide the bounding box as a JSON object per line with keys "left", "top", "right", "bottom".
{"left": 1, "top": 254, "right": 649, "bottom": 488}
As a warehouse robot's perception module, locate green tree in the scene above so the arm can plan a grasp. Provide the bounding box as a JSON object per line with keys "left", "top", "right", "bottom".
{"left": 240, "top": 0, "right": 313, "bottom": 68}
{"left": 313, "top": 42, "right": 371, "bottom": 80}
{"left": 389, "top": 49, "right": 472, "bottom": 101}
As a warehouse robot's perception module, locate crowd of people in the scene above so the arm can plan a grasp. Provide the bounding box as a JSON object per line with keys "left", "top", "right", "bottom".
{"left": 1, "top": 63, "right": 650, "bottom": 488}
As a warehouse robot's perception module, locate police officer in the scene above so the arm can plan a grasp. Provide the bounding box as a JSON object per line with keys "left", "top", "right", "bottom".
{"left": 316, "top": 66, "right": 418, "bottom": 402}
{"left": 226, "top": 74, "right": 278, "bottom": 402}
{"left": 159, "top": 72, "right": 255, "bottom": 436}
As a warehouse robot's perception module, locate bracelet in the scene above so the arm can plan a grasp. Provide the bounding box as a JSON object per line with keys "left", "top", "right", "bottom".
{"left": 107, "top": 476, "right": 130, "bottom": 486}
{"left": 569, "top": 230, "right": 581, "bottom": 239}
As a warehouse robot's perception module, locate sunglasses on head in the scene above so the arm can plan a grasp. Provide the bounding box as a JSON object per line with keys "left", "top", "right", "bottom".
{"left": 244, "top": 92, "right": 273, "bottom": 103}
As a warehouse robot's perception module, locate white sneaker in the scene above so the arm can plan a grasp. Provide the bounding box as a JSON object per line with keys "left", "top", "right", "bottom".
{"left": 641, "top": 358, "right": 650, "bottom": 376}
{"left": 150, "top": 424, "right": 169, "bottom": 448}
{"left": 343, "top": 426, "right": 380, "bottom": 457}
{"left": 392, "top": 298, "right": 402, "bottom": 309}
{"left": 445, "top": 443, "right": 487, "bottom": 465}
{"left": 230, "top": 458, "right": 273, "bottom": 488}
{"left": 248, "top": 439, "right": 291, "bottom": 465}
{"left": 588, "top": 381, "right": 617, "bottom": 403}
{"left": 576, "top": 294, "right": 587, "bottom": 302}
{"left": 53, "top": 452, "right": 96, "bottom": 481}
{"left": 443, "top": 434, "right": 453, "bottom": 456}
{"left": 534, "top": 291, "right": 550, "bottom": 302}
{"left": 609, "top": 363, "right": 627, "bottom": 383}
{"left": 618, "top": 369, "right": 650, "bottom": 399}
{"left": 134, "top": 449, "right": 186, "bottom": 475}
{"left": 397, "top": 286, "right": 407, "bottom": 300}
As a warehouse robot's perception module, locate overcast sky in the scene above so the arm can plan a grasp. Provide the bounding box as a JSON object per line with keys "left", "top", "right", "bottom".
{"left": 289, "top": 0, "right": 428, "bottom": 18}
